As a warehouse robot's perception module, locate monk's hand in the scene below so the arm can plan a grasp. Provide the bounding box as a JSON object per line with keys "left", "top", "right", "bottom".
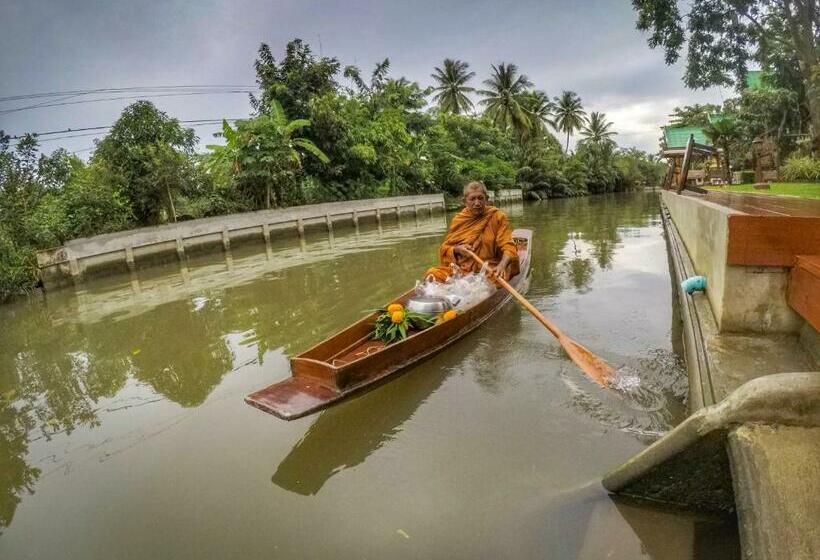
{"left": 488, "top": 256, "right": 511, "bottom": 283}
{"left": 487, "top": 266, "right": 507, "bottom": 282}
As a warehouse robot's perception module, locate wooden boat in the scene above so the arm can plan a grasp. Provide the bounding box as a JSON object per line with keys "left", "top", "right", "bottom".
{"left": 245, "top": 229, "right": 533, "bottom": 420}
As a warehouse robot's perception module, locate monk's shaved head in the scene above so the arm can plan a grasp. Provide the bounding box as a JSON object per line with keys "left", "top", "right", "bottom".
{"left": 462, "top": 180, "right": 489, "bottom": 216}
{"left": 463, "top": 181, "right": 488, "bottom": 197}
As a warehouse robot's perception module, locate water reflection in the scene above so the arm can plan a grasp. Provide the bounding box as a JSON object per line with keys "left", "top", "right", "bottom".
{"left": 0, "top": 193, "right": 700, "bottom": 558}
{"left": 272, "top": 362, "right": 451, "bottom": 495}
{"left": 523, "top": 193, "right": 662, "bottom": 295}
{"left": 0, "top": 214, "right": 446, "bottom": 531}
{"left": 0, "top": 394, "right": 39, "bottom": 533}
{"left": 611, "top": 498, "right": 740, "bottom": 559}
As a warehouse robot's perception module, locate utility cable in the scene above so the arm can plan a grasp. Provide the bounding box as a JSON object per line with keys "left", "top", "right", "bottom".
{"left": 0, "top": 85, "right": 257, "bottom": 103}
{"left": 8, "top": 118, "right": 243, "bottom": 141}
{"left": 1, "top": 90, "right": 256, "bottom": 116}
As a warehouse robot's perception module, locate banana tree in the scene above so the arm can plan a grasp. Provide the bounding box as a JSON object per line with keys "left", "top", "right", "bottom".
{"left": 210, "top": 101, "right": 329, "bottom": 209}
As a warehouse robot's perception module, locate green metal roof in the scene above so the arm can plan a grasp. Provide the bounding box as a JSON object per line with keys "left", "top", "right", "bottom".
{"left": 746, "top": 70, "right": 764, "bottom": 90}
{"left": 663, "top": 126, "right": 709, "bottom": 149}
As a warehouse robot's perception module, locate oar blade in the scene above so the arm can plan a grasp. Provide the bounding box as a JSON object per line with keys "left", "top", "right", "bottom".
{"left": 560, "top": 337, "right": 616, "bottom": 386}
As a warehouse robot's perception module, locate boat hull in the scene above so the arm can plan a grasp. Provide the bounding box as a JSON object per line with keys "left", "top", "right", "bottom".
{"left": 246, "top": 229, "right": 532, "bottom": 420}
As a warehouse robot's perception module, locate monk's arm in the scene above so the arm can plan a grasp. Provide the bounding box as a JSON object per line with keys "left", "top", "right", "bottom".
{"left": 494, "top": 213, "right": 518, "bottom": 261}
{"left": 488, "top": 213, "right": 518, "bottom": 278}
{"left": 438, "top": 238, "right": 459, "bottom": 264}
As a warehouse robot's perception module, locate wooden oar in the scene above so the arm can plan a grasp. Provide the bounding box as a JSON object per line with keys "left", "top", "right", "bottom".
{"left": 464, "top": 249, "right": 615, "bottom": 386}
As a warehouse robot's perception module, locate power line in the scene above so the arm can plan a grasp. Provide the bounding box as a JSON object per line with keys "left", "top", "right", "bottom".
{"left": 8, "top": 118, "right": 243, "bottom": 140}
{"left": 27, "top": 120, "right": 242, "bottom": 155}
{"left": 0, "top": 85, "right": 257, "bottom": 104}
{"left": 0, "top": 90, "right": 256, "bottom": 116}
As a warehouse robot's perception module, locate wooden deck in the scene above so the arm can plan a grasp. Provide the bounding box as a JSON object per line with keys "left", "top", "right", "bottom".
{"left": 703, "top": 191, "right": 820, "bottom": 218}
{"left": 681, "top": 191, "right": 820, "bottom": 267}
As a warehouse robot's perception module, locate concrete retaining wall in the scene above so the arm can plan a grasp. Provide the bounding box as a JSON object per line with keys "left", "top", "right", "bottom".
{"left": 661, "top": 191, "right": 802, "bottom": 333}
{"left": 488, "top": 189, "right": 524, "bottom": 203}
{"left": 37, "top": 195, "right": 448, "bottom": 289}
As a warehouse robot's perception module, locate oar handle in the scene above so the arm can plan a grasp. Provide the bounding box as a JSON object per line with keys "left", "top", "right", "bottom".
{"left": 463, "top": 249, "right": 564, "bottom": 339}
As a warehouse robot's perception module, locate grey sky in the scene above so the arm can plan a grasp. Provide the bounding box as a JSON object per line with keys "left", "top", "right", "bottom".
{"left": 1, "top": 0, "right": 726, "bottom": 155}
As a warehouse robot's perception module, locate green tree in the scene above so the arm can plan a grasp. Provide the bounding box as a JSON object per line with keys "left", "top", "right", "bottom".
{"left": 553, "top": 91, "right": 587, "bottom": 152}
{"left": 230, "top": 100, "right": 329, "bottom": 209}
{"left": 519, "top": 90, "right": 555, "bottom": 142}
{"left": 669, "top": 103, "right": 722, "bottom": 127}
{"left": 575, "top": 141, "right": 622, "bottom": 194}
{"left": 37, "top": 148, "right": 77, "bottom": 191}
{"left": 614, "top": 148, "right": 668, "bottom": 187}
{"left": 631, "top": 0, "right": 820, "bottom": 153}
{"left": 343, "top": 59, "right": 392, "bottom": 97}
{"left": 430, "top": 59, "right": 476, "bottom": 115}
{"left": 251, "top": 39, "right": 340, "bottom": 119}
{"left": 580, "top": 112, "right": 617, "bottom": 146}
{"left": 426, "top": 114, "right": 518, "bottom": 195}
{"left": 478, "top": 63, "right": 533, "bottom": 137}
{"left": 93, "top": 101, "right": 197, "bottom": 225}
{"left": 0, "top": 133, "right": 42, "bottom": 228}
{"left": 703, "top": 117, "right": 744, "bottom": 180}
{"left": 24, "top": 161, "right": 130, "bottom": 247}
{"left": 725, "top": 87, "right": 801, "bottom": 155}
{"left": 306, "top": 60, "right": 433, "bottom": 199}
{"left": 203, "top": 120, "right": 241, "bottom": 188}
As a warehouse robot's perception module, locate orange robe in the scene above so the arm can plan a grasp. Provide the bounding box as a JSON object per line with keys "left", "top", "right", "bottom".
{"left": 424, "top": 206, "right": 520, "bottom": 282}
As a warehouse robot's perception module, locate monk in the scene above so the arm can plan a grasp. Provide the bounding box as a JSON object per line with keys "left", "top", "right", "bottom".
{"left": 425, "top": 181, "right": 520, "bottom": 283}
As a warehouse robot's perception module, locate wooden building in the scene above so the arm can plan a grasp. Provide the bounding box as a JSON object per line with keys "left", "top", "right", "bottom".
{"left": 661, "top": 125, "right": 723, "bottom": 192}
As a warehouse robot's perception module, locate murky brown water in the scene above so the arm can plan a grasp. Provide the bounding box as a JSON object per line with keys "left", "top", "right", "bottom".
{"left": 0, "top": 192, "right": 739, "bottom": 559}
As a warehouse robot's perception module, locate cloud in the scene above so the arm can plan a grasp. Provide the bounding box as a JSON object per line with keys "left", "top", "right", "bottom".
{"left": 1, "top": 0, "right": 728, "bottom": 157}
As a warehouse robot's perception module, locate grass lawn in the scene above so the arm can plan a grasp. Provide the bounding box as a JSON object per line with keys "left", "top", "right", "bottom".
{"left": 705, "top": 182, "right": 820, "bottom": 200}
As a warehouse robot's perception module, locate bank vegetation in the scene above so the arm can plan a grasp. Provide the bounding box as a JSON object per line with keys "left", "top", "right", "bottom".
{"left": 1, "top": 39, "right": 666, "bottom": 300}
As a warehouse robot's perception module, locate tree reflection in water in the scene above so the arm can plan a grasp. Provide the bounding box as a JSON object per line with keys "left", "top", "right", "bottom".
{"left": 0, "top": 192, "right": 665, "bottom": 531}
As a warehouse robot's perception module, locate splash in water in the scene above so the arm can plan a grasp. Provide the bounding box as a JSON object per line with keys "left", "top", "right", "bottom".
{"left": 608, "top": 365, "right": 643, "bottom": 392}
{"left": 415, "top": 266, "right": 497, "bottom": 311}
{"left": 563, "top": 350, "right": 688, "bottom": 441}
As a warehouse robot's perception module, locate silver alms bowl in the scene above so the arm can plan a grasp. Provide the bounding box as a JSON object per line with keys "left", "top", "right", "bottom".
{"left": 405, "top": 296, "right": 452, "bottom": 314}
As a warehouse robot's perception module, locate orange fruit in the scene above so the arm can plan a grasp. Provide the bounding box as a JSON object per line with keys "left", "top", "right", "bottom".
{"left": 442, "top": 310, "right": 458, "bottom": 322}
{"left": 387, "top": 303, "right": 403, "bottom": 314}
{"left": 391, "top": 310, "right": 405, "bottom": 324}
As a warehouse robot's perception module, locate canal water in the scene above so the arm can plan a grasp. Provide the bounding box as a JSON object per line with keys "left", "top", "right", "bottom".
{"left": 0, "top": 192, "right": 739, "bottom": 559}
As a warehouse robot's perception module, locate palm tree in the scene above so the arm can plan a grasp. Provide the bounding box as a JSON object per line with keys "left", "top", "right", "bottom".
{"left": 478, "top": 62, "right": 533, "bottom": 136}
{"left": 344, "top": 58, "right": 393, "bottom": 96}
{"left": 703, "top": 117, "right": 742, "bottom": 182}
{"left": 430, "top": 59, "right": 476, "bottom": 115}
{"left": 553, "top": 91, "right": 587, "bottom": 152}
{"left": 519, "top": 90, "right": 554, "bottom": 140}
{"left": 580, "top": 112, "right": 617, "bottom": 146}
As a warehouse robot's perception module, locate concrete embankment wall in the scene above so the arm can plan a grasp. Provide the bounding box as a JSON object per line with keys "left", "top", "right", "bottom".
{"left": 606, "top": 193, "right": 819, "bottom": 559}
{"left": 37, "top": 194, "right": 464, "bottom": 289}
{"left": 661, "top": 191, "right": 802, "bottom": 334}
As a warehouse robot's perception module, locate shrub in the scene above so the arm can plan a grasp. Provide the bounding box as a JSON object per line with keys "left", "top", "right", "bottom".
{"left": 58, "top": 165, "right": 132, "bottom": 240}
{"left": 739, "top": 170, "right": 756, "bottom": 184}
{"left": 0, "top": 226, "right": 36, "bottom": 301}
{"left": 780, "top": 156, "right": 820, "bottom": 182}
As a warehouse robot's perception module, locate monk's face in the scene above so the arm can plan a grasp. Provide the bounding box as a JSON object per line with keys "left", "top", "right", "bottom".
{"left": 463, "top": 188, "right": 487, "bottom": 216}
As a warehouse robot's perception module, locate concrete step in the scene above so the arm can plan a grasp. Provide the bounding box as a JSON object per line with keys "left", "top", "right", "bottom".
{"left": 602, "top": 372, "right": 820, "bottom": 559}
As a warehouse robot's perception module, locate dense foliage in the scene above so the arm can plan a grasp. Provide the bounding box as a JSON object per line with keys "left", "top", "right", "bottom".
{"left": 0, "top": 39, "right": 666, "bottom": 301}
{"left": 781, "top": 155, "right": 820, "bottom": 181}
{"left": 631, "top": 0, "right": 819, "bottom": 153}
